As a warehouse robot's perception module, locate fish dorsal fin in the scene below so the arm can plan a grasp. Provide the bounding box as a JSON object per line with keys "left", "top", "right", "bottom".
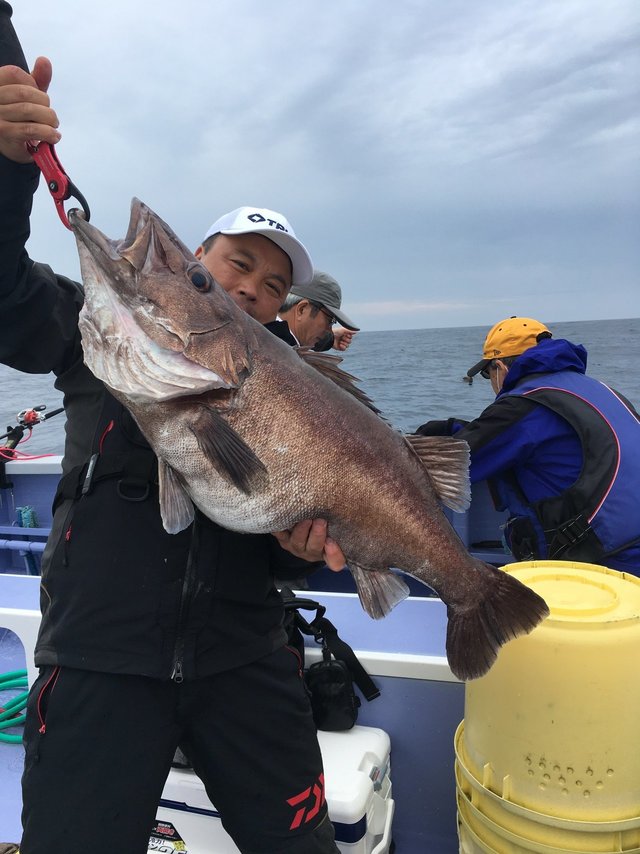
{"left": 404, "top": 434, "right": 471, "bottom": 512}
{"left": 189, "top": 404, "right": 268, "bottom": 494}
{"left": 158, "top": 459, "right": 195, "bottom": 533}
{"left": 297, "top": 349, "right": 382, "bottom": 415}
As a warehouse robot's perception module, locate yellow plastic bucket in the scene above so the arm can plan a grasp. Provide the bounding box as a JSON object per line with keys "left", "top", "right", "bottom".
{"left": 462, "top": 561, "right": 640, "bottom": 823}
{"left": 457, "top": 786, "right": 640, "bottom": 854}
{"left": 458, "top": 791, "right": 506, "bottom": 853}
{"left": 455, "top": 738, "right": 640, "bottom": 852}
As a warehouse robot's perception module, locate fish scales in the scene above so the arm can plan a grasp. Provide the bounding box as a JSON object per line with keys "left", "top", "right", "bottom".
{"left": 70, "top": 199, "right": 549, "bottom": 681}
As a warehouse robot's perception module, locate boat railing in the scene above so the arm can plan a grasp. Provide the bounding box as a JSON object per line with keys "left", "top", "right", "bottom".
{"left": 0, "top": 456, "right": 511, "bottom": 576}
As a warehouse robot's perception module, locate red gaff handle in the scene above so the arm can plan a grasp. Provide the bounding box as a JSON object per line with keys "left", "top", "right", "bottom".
{"left": 26, "top": 140, "right": 91, "bottom": 229}
{"left": 27, "top": 140, "right": 70, "bottom": 200}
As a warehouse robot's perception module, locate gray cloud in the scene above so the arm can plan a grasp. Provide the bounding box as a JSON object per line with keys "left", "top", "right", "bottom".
{"left": 12, "top": 0, "right": 639, "bottom": 330}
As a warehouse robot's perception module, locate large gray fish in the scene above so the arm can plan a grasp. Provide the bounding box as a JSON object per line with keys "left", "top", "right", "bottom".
{"left": 70, "top": 200, "right": 548, "bottom": 681}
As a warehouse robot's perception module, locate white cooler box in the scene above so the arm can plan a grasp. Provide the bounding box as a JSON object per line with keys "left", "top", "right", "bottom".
{"left": 149, "top": 725, "right": 394, "bottom": 854}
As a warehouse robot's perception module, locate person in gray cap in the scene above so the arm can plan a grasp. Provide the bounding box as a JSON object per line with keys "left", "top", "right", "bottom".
{"left": 279, "top": 270, "right": 360, "bottom": 351}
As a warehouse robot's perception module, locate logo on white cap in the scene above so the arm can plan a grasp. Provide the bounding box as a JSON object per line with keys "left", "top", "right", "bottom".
{"left": 247, "top": 213, "right": 288, "bottom": 231}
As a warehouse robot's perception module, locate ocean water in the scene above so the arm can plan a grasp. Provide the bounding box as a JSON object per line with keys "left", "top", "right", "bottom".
{"left": 0, "top": 317, "right": 638, "bottom": 456}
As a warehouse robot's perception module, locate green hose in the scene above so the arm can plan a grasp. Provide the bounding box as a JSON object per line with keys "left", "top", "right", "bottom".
{"left": 0, "top": 669, "right": 27, "bottom": 682}
{"left": 0, "top": 668, "right": 28, "bottom": 744}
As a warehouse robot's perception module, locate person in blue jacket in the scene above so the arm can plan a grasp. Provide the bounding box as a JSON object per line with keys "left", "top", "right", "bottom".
{"left": 416, "top": 316, "right": 640, "bottom": 574}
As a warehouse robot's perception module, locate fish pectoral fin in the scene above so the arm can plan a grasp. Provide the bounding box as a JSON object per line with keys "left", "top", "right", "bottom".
{"left": 297, "top": 349, "right": 384, "bottom": 417}
{"left": 158, "top": 460, "right": 195, "bottom": 533}
{"left": 404, "top": 434, "right": 471, "bottom": 512}
{"left": 189, "top": 405, "right": 268, "bottom": 495}
{"left": 349, "top": 564, "right": 410, "bottom": 619}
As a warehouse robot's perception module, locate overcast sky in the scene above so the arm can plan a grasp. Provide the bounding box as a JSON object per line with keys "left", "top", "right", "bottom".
{"left": 12, "top": 0, "right": 640, "bottom": 331}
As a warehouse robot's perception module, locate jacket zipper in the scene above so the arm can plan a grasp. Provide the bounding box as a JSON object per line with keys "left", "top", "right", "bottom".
{"left": 37, "top": 666, "right": 61, "bottom": 734}
{"left": 170, "top": 521, "right": 200, "bottom": 683}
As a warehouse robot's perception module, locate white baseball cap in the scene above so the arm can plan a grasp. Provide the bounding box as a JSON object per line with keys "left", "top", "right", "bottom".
{"left": 202, "top": 206, "right": 313, "bottom": 286}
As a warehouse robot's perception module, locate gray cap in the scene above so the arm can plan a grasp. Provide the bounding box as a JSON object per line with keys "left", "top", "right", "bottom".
{"left": 290, "top": 270, "right": 360, "bottom": 331}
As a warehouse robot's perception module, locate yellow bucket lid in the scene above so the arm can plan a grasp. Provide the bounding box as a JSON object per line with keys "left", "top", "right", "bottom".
{"left": 501, "top": 560, "right": 640, "bottom": 626}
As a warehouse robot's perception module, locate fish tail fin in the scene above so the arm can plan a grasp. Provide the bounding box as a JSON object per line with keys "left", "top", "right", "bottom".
{"left": 350, "top": 564, "right": 410, "bottom": 619}
{"left": 446, "top": 563, "right": 549, "bottom": 681}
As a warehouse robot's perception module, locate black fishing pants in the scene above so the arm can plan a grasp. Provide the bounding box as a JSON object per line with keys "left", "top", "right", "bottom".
{"left": 20, "top": 649, "right": 339, "bottom": 853}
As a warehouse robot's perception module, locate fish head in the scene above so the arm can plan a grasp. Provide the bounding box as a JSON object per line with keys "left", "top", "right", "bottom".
{"left": 70, "top": 199, "right": 256, "bottom": 402}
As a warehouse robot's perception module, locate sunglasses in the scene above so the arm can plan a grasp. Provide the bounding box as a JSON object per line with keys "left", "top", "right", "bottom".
{"left": 480, "top": 362, "right": 497, "bottom": 380}
{"left": 308, "top": 300, "right": 338, "bottom": 326}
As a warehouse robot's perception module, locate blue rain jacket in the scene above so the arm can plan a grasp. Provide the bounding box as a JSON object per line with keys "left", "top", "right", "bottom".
{"left": 454, "top": 338, "right": 640, "bottom": 573}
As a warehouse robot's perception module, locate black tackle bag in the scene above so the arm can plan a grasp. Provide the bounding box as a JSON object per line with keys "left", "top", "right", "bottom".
{"left": 281, "top": 587, "right": 380, "bottom": 731}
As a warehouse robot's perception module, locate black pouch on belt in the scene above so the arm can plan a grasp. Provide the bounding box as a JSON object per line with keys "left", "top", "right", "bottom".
{"left": 305, "top": 647, "right": 361, "bottom": 731}
{"left": 281, "top": 587, "right": 380, "bottom": 731}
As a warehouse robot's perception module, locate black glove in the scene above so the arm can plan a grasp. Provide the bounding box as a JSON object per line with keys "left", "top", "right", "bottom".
{"left": 415, "top": 418, "right": 466, "bottom": 437}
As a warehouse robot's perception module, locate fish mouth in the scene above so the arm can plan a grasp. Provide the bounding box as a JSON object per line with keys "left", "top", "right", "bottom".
{"left": 70, "top": 196, "right": 148, "bottom": 242}
{"left": 70, "top": 199, "right": 161, "bottom": 343}
{"left": 69, "top": 198, "right": 149, "bottom": 283}
{"left": 70, "top": 209, "right": 122, "bottom": 264}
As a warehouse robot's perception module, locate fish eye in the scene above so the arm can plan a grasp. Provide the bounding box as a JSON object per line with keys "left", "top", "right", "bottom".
{"left": 188, "top": 264, "right": 212, "bottom": 293}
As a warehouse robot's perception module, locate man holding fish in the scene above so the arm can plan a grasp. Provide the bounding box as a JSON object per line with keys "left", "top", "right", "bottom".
{"left": 0, "top": 53, "right": 344, "bottom": 854}
{"left": 0, "top": 17, "right": 549, "bottom": 852}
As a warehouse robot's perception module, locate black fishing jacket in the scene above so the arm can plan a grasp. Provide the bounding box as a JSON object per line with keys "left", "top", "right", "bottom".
{"left": 0, "top": 154, "right": 320, "bottom": 680}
